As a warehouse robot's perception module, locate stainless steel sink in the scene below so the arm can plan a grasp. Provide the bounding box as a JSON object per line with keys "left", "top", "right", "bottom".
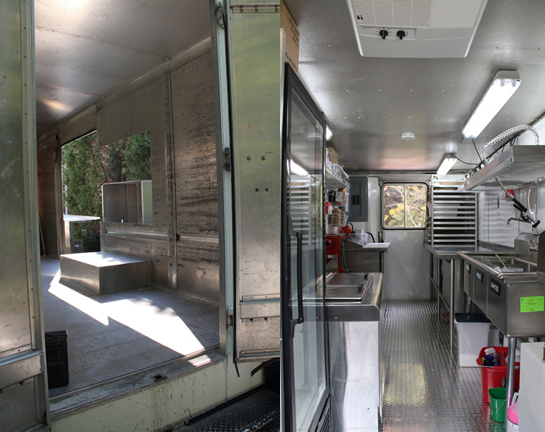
{"left": 476, "top": 256, "right": 537, "bottom": 274}
{"left": 458, "top": 250, "right": 545, "bottom": 337}
{"left": 458, "top": 252, "right": 537, "bottom": 278}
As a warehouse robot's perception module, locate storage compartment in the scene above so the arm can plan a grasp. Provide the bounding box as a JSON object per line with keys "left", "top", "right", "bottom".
{"left": 455, "top": 313, "right": 490, "bottom": 367}
{"left": 45, "top": 331, "right": 69, "bottom": 388}
{"left": 477, "top": 346, "right": 520, "bottom": 404}
{"left": 102, "top": 180, "right": 153, "bottom": 224}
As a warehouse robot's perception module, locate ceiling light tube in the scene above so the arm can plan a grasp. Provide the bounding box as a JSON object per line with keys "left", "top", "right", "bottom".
{"left": 462, "top": 71, "right": 521, "bottom": 139}
{"left": 325, "top": 126, "right": 333, "bottom": 141}
{"left": 437, "top": 155, "right": 457, "bottom": 176}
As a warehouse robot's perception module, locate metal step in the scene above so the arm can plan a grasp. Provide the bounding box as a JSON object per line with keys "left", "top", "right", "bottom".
{"left": 172, "top": 387, "right": 280, "bottom": 432}
{"left": 60, "top": 251, "right": 151, "bottom": 295}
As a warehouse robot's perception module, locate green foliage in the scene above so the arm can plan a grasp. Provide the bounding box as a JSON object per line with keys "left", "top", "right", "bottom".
{"left": 62, "top": 133, "right": 107, "bottom": 217}
{"left": 62, "top": 131, "right": 152, "bottom": 217}
{"left": 123, "top": 131, "right": 152, "bottom": 181}
{"left": 82, "top": 233, "right": 101, "bottom": 251}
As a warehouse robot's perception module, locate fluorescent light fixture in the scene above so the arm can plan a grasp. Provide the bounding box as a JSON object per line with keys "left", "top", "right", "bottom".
{"left": 290, "top": 161, "right": 309, "bottom": 177}
{"left": 462, "top": 71, "right": 521, "bottom": 139}
{"left": 437, "top": 155, "right": 457, "bottom": 176}
{"left": 325, "top": 126, "right": 333, "bottom": 141}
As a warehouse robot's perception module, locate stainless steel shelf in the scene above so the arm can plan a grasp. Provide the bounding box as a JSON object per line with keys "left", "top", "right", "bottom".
{"left": 465, "top": 145, "right": 545, "bottom": 191}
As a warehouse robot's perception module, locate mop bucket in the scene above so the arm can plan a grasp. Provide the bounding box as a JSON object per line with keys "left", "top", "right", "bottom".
{"left": 489, "top": 387, "right": 507, "bottom": 423}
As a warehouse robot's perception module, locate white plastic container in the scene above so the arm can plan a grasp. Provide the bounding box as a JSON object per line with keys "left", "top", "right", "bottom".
{"left": 506, "top": 392, "right": 519, "bottom": 431}
{"left": 455, "top": 313, "right": 491, "bottom": 367}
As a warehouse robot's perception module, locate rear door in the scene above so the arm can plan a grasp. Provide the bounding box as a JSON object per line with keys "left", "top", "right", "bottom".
{"left": 0, "top": 1, "right": 50, "bottom": 430}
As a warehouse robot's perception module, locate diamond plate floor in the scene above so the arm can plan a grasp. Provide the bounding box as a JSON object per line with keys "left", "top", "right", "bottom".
{"left": 381, "top": 301, "right": 505, "bottom": 432}
{"left": 172, "top": 387, "right": 279, "bottom": 432}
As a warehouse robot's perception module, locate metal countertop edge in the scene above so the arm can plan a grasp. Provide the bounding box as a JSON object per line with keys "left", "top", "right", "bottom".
{"left": 325, "top": 272, "right": 383, "bottom": 322}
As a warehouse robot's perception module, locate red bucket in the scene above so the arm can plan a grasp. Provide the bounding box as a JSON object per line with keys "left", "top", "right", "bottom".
{"left": 476, "top": 346, "right": 520, "bottom": 404}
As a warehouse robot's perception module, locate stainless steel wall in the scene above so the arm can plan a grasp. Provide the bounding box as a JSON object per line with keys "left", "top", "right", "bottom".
{"left": 97, "top": 76, "right": 171, "bottom": 287}
{"left": 172, "top": 52, "right": 220, "bottom": 304}
{"left": 478, "top": 190, "right": 518, "bottom": 247}
{"left": 38, "top": 45, "right": 220, "bottom": 304}
{"left": 98, "top": 77, "right": 168, "bottom": 229}
{"left": 0, "top": 0, "right": 49, "bottom": 428}
{"left": 38, "top": 135, "right": 58, "bottom": 257}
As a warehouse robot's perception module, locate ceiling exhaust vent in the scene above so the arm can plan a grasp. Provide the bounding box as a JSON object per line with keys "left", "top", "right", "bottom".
{"left": 346, "top": 0, "right": 489, "bottom": 58}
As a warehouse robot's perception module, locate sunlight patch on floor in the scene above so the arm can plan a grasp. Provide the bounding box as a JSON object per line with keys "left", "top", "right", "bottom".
{"left": 49, "top": 270, "right": 109, "bottom": 326}
{"left": 48, "top": 270, "right": 205, "bottom": 355}
{"left": 103, "top": 297, "right": 205, "bottom": 356}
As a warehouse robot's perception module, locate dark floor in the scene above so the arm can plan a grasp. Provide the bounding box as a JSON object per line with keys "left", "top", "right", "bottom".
{"left": 41, "top": 257, "right": 219, "bottom": 398}
{"left": 381, "top": 300, "right": 505, "bottom": 432}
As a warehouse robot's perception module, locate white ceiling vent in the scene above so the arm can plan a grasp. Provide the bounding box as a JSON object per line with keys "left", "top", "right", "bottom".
{"left": 346, "top": 0, "right": 489, "bottom": 58}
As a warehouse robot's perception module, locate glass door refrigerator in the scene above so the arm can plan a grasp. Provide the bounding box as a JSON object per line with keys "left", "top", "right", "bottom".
{"left": 281, "top": 64, "right": 330, "bottom": 432}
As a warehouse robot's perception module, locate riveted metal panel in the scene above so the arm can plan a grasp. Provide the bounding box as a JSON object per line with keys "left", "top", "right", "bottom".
{"left": 0, "top": 0, "right": 49, "bottom": 428}
{"left": 0, "top": 379, "right": 40, "bottom": 432}
{"left": 227, "top": 3, "right": 282, "bottom": 360}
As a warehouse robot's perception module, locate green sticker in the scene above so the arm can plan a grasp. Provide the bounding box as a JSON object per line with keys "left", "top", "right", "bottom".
{"left": 520, "top": 296, "right": 545, "bottom": 313}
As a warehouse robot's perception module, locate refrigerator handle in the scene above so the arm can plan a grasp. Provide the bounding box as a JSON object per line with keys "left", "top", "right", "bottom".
{"left": 296, "top": 231, "right": 304, "bottom": 323}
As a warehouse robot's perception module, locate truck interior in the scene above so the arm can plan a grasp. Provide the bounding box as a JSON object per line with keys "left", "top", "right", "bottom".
{"left": 3, "top": 0, "right": 545, "bottom": 431}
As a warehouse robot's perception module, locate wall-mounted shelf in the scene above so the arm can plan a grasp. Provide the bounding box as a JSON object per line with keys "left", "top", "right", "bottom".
{"left": 326, "top": 165, "right": 349, "bottom": 189}
{"left": 464, "top": 145, "right": 545, "bottom": 191}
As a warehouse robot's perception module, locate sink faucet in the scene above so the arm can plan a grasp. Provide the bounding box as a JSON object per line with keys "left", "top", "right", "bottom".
{"left": 507, "top": 217, "right": 540, "bottom": 235}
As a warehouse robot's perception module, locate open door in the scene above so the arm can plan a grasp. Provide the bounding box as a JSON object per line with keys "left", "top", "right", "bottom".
{"left": 281, "top": 64, "right": 329, "bottom": 432}
{"left": 0, "top": 1, "right": 50, "bottom": 430}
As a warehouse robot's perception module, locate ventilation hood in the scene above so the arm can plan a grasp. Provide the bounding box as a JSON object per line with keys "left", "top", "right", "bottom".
{"left": 346, "top": 0, "right": 489, "bottom": 58}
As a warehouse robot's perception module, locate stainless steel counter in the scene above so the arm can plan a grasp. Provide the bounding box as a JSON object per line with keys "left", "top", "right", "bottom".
{"left": 326, "top": 272, "right": 383, "bottom": 431}
{"left": 424, "top": 243, "right": 515, "bottom": 351}
{"left": 423, "top": 243, "right": 513, "bottom": 260}
{"left": 325, "top": 272, "right": 382, "bottom": 322}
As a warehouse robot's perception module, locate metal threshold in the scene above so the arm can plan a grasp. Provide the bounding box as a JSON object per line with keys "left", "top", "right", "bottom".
{"left": 49, "top": 347, "right": 224, "bottom": 420}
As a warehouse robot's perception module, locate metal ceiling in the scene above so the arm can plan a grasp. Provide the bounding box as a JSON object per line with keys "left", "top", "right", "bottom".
{"left": 35, "top": 0, "right": 210, "bottom": 138}
{"left": 286, "top": 0, "right": 545, "bottom": 172}
{"left": 35, "top": 0, "right": 545, "bottom": 173}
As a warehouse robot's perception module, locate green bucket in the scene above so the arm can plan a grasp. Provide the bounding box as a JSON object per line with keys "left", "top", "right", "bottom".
{"left": 489, "top": 387, "right": 507, "bottom": 423}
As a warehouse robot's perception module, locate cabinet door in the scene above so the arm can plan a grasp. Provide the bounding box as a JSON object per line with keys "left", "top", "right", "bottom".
{"left": 228, "top": 7, "right": 282, "bottom": 361}
{"left": 0, "top": 1, "right": 50, "bottom": 429}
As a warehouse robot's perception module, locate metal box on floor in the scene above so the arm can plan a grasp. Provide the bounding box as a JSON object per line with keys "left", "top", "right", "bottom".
{"left": 60, "top": 251, "right": 152, "bottom": 295}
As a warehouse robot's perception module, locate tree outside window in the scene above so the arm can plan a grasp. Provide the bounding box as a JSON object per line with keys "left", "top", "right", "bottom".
{"left": 62, "top": 130, "right": 152, "bottom": 250}
{"left": 383, "top": 184, "right": 427, "bottom": 229}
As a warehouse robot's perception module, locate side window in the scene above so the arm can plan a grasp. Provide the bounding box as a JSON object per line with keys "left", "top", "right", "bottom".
{"left": 383, "top": 183, "right": 427, "bottom": 229}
